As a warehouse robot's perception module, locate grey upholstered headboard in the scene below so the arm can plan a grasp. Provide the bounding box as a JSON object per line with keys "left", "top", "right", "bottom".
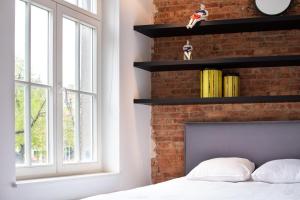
{"left": 185, "top": 121, "right": 300, "bottom": 175}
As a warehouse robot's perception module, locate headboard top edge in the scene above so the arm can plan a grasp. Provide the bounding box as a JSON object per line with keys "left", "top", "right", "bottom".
{"left": 184, "top": 121, "right": 300, "bottom": 175}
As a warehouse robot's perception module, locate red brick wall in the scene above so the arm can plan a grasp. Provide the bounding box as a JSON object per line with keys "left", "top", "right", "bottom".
{"left": 151, "top": 0, "right": 300, "bottom": 183}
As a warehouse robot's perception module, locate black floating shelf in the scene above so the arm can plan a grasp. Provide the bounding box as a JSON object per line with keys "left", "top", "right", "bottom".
{"left": 134, "top": 95, "right": 300, "bottom": 105}
{"left": 134, "top": 55, "right": 300, "bottom": 72}
{"left": 134, "top": 15, "right": 300, "bottom": 38}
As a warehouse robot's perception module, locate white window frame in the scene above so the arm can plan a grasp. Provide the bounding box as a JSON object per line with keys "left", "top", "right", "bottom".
{"left": 56, "top": 4, "right": 102, "bottom": 176}
{"left": 53, "top": 0, "right": 101, "bottom": 21}
{"left": 15, "top": 0, "right": 102, "bottom": 180}
{"left": 16, "top": 0, "right": 57, "bottom": 180}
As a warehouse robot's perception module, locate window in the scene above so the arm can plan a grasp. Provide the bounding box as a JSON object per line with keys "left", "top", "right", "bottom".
{"left": 64, "top": 0, "right": 97, "bottom": 14}
{"left": 15, "top": 0, "right": 100, "bottom": 179}
{"left": 15, "top": 0, "right": 53, "bottom": 168}
{"left": 62, "top": 17, "right": 97, "bottom": 164}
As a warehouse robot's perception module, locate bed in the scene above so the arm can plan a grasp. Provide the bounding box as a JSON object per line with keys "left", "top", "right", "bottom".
{"left": 84, "top": 121, "right": 300, "bottom": 200}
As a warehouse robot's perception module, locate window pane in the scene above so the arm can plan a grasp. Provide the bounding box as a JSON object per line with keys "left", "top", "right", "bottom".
{"left": 80, "top": 94, "right": 94, "bottom": 162}
{"left": 15, "top": 0, "right": 26, "bottom": 81}
{"left": 63, "top": 93, "right": 94, "bottom": 163}
{"left": 63, "top": 91, "right": 77, "bottom": 163}
{"left": 62, "top": 19, "right": 97, "bottom": 164}
{"left": 65, "top": 0, "right": 77, "bottom": 5}
{"left": 80, "top": 25, "right": 94, "bottom": 93}
{"left": 65, "top": 0, "right": 97, "bottom": 14}
{"left": 78, "top": 0, "right": 97, "bottom": 14}
{"left": 63, "top": 18, "right": 77, "bottom": 90}
{"left": 31, "top": 87, "right": 49, "bottom": 165}
{"left": 31, "top": 5, "right": 49, "bottom": 84}
{"left": 15, "top": 85, "right": 26, "bottom": 165}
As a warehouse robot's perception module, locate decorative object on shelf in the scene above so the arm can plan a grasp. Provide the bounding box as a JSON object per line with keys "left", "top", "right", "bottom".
{"left": 201, "top": 69, "right": 222, "bottom": 98}
{"left": 186, "top": 3, "right": 209, "bottom": 29}
{"left": 135, "top": 15, "right": 300, "bottom": 38}
{"left": 133, "top": 12, "right": 300, "bottom": 106}
{"left": 255, "top": 0, "right": 292, "bottom": 16}
{"left": 224, "top": 73, "right": 240, "bottom": 97}
{"left": 183, "top": 40, "right": 193, "bottom": 60}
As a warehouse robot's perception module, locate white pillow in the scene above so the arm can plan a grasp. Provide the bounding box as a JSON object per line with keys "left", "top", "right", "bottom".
{"left": 252, "top": 159, "right": 300, "bottom": 184}
{"left": 187, "top": 157, "right": 255, "bottom": 182}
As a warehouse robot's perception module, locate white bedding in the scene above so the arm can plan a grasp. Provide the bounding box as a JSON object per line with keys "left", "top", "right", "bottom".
{"left": 83, "top": 177, "right": 300, "bottom": 200}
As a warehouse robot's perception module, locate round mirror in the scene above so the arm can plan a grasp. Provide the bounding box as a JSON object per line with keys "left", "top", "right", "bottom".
{"left": 255, "top": 0, "right": 292, "bottom": 15}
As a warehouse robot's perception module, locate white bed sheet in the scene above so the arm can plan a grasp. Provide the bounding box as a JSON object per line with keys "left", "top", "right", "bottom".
{"left": 83, "top": 177, "right": 300, "bottom": 200}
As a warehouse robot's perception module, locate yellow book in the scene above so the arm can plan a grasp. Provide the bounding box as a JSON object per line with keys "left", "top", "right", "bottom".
{"left": 218, "top": 70, "right": 223, "bottom": 97}
{"left": 224, "top": 74, "right": 240, "bottom": 97}
{"left": 203, "top": 70, "right": 209, "bottom": 97}
{"left": 202, "top": 69, "right": 222, "bottom": 98}
{"left": 224, "top": 76, "right": 228, "bottom": 97}
{"left": 199, "top": 71, "right": 203, "bottom": 98}
{"left": 210, "top": 70, "right": 214, "bottom": 97}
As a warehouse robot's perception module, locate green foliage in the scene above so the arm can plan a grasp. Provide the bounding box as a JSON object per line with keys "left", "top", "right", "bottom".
{"left": 15, "top": 85, "right": 24, "bottom": 152}
{"left": 15, "top": 58, "right": 75, "bottom": 163}
{"left": 63, "top": 95, "right": 75, "bottom": 148}
{"left": 15, "top": 59, "right": 75, "bottom": 162}
{"left": 15, "top": 58, "right": 25, "bottom": 156}
{"left": 15, "top": 86, "right": 48, "bottom": 162}
{"left": 63, "top": 92, "right": 76, "bottom": 161}
{"left": 31, "top": 87, "right": 47, "bottom": 160}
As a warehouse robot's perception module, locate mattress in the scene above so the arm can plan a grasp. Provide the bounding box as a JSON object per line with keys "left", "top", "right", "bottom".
{"left": 83, "top": 177, "right": 300, "bottom": 200}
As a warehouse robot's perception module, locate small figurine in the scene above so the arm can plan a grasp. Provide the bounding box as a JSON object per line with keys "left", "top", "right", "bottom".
{"left": 186, "top": 3, "right": 209, "bottom": 29}
{"left": 183, "top": 40, "right": 193, "bottom": 60}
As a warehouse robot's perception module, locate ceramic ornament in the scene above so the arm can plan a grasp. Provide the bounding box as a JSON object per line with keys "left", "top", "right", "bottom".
{"left": 183, "top": 40, "right": 193, "bottom": 60}
{"left": 255, "top": 0, "right": 291, "bottom": 15}
{"left": 186, "top": 3, "right": 209, "bottom": 29}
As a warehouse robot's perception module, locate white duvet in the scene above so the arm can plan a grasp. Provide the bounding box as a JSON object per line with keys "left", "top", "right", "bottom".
{"left": 83, "top": 177, "right": 300, "bottom": 200}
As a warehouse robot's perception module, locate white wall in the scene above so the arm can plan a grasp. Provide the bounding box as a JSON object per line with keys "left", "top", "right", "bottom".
{"left": 119, "top": 0, "right": 153, "bottom": 189}
{"left": 0, "top": 0, "right": 153, "bottom": 199}
{"left": 0, "top": 0, "right": 16, "bottom": 199}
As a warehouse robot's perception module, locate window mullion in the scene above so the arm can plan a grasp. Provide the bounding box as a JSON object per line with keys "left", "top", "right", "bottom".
{"left": 75, "top": 23, "right": 80, "bottom": 91}
{"left": 92, "top": 29, "right": 96, "bottom": 94}
{"left": 15, "top": 80, "right": 52, "bottom": 89}
{"left": 47, "top": 3, "right": 54, "bottom": 167}
{"left": 92, "top": 29, "right": 97, "bottom": 162}
{"left": 24, "top": 2, "right": 32, "bottom": 167}
{"left": 74, "top": 22, "right": 81, "bottom": 162}
{"left": 65, "top": 88, "right": 96, "bottom": 96}
{"left": 55, "top": 5, "right": 63, "bottom": 173}
{"left": 75, "top": 92, "right": 80, "bottom": 162}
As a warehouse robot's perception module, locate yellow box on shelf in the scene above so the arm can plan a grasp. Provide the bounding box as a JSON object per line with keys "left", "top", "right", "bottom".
{"left": 200, "top": 69, "right": 223, "bottom": 98}
{"left": 223, "top": 73, "right": 240, "bottom": 97}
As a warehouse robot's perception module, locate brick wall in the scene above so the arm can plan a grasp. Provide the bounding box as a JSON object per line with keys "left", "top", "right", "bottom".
{"left": 151, "top": 0, "right": 300, "bottom": 183}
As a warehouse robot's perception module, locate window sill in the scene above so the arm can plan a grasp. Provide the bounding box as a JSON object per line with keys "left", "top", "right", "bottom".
{"left": 15, "top": 172, "right": 120, "bottom": 187}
